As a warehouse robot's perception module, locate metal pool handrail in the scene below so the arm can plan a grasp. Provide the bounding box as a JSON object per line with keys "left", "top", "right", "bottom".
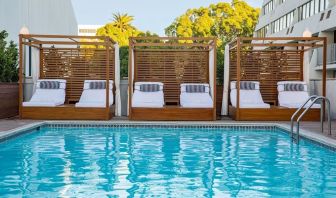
{"left": 291, "top": 95, "right": 331, "bottom": 142}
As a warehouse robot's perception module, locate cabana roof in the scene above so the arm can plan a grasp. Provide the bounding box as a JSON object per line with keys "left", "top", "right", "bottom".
{"left": 225, "top": 37, "right": 326, "bottom": 121}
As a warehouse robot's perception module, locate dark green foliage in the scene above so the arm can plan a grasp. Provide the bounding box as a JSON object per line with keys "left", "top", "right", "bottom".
{"left": 120, "top": 46, "right": 129, "bottom": 78}
{"left": 0, "top": 30, "right": 19, "bottom": 82}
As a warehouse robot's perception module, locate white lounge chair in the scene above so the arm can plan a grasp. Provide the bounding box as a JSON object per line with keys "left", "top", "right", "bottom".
{"left": 180, "top": 83, "right": 213, "bottom": 108}
{"left": 277, "top": 81, "right": 320, "bottom": 108}
{"left": 132, "top": 82, "right": 164, "bottom": 108}
{"left": 23, "top": 79, "right": 66, "bottom": 107}
{"left": 230, "top": 81, "right": 270, "bottom": 108}
{"left": 75, "top": 80, "right": 114, "bottom": 108}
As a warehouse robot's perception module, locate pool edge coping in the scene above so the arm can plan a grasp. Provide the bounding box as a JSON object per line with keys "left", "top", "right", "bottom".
{"left": 1, "top": 120, "right": 335, "bottom": 150}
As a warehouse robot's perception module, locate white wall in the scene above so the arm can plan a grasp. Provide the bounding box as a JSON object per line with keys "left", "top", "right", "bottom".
{"left": 310, "top": 79, "right": 336, "bottom": 119}
{"left": 0, "top": 0, "right": 78, "bottom": 43}
{"left": 256, "top": 0, "right": 336, "bottom": 38}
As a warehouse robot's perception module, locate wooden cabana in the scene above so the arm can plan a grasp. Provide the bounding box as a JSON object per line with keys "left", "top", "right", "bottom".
{"left": 19, "top": 34, "right": 120, "bottom": 120}
{"left": 226, "top": 37, "right": 327, "bottom": 121}
{"left": 128, "top": 37, "right": 217, "bottom": 121}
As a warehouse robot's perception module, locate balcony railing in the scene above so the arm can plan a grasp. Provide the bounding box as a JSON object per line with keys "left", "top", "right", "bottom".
{"left": 317, "top": 43, "right": 336, "bottom": 66}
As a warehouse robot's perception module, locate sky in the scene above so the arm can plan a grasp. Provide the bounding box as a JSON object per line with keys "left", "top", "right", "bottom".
{"left": 71, "top": 0, "right": 262, "bottom": 36}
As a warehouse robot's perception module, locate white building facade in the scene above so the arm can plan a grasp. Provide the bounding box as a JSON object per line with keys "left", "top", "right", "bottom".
{"left": 254, "top": 0, "right": 336, "bottom": 118}
{"left": 0, "top": 0, "right": 78, "bottom": 42}
{"left": 0, "top": 0, "right": 78, "bottom": 103}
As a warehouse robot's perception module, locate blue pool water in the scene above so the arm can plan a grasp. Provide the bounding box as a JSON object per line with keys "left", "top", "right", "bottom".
{"left": 0, "top": 126, "right": 335, "bottom": 197}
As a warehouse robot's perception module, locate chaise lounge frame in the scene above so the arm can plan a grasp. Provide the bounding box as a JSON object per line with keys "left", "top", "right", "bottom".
{"left": 128, "top": 37, "right": 217, "bottom": 121}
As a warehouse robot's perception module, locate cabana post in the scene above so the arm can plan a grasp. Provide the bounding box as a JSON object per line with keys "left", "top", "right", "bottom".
{"left": 227, "top": 37, "right": 327, "bottom": 121}
{"left": 19, "top": 34, "right": 120, "bottom": 120}
{"left": 128, "top": 37, "right": 217, "bottom": 121}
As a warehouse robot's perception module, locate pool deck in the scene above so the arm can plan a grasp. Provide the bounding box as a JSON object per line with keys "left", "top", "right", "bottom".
{"left": 0, "top": 117, "right": 335, "bottom": 147}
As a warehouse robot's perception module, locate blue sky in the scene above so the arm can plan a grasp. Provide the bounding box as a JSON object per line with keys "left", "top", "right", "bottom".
{"left": 71, "top": 0, "right": 261, "bottom": 36}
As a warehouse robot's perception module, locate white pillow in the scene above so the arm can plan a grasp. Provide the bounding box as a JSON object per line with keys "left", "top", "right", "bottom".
{"left": 134, "top": 82, "right": 163, "bottom": 91}
{"left": 277, "top": 81, "right": 307, "bottom": 92}
{"left": 83, "top": 80, "right": 113, "bottom": 90}
{"left": 180, "top": 83, "right": 210, "bottom": 93}
{"left": 230, "top": 81, "right": 260, "bottom": 90}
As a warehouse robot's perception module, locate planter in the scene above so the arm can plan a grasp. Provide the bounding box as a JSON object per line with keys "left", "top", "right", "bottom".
{"left": 0, "top": 83, "right": 19, "bottom": 118}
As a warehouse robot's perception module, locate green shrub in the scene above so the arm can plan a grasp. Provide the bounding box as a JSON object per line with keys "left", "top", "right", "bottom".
{"left": 0, "top": 30, "right": 18, "bottom": 82}
{"left": 120, "top": 46, "right": 129, "bottom": 78}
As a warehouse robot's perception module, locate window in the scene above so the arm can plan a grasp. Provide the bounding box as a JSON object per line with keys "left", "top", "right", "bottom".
{"left": 256, "top": 25, "right": 269, "bottom": 37}
{"left": 263, "top": 0, "right": 274, "bottom": 15}
{"left": 271, "top": 10, "right": 295, "bottom": 34}
{"left": 298, "top": 0, "right": 327, "bottom": 21}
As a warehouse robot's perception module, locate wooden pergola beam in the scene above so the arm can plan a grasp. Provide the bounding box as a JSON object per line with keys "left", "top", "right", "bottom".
{"left": 133, "top": 42, "right": 210, "bottom": 48}
{"left": 28, "top": 41, "right": 109, "bottom": 46}
{"left": 239, "top": 37, "right": 325, "bottom": 41}
{"left": 131, "top": 36, "right": 216, "bottom": 41}
{"left": 241, "top": 43, "right": 324, "bottom": 48}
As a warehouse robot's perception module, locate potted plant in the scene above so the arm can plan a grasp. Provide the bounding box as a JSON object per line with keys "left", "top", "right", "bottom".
{"left": 0, "top": 30, "right": 19, "bottom": 119}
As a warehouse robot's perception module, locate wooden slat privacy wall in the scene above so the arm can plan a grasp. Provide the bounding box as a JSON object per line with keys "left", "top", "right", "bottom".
{"left": 229, "top": 50, "right": 302, "bottom": 103}
{"left": 135, "top": 50, "right": 209, "bottom": 103}
{"left": 41, "top": 48, "right": 115, "bottom": 102}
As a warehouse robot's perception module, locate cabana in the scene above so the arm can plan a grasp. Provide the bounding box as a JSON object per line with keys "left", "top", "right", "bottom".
{"left": 128, "top": 37, "right": 217, "bottom": 121}
{"left": 18, "top": 34, "right": 121, "bottom": 120}
{"left": 222, "top": 37, "right": 327, "bottom": 121}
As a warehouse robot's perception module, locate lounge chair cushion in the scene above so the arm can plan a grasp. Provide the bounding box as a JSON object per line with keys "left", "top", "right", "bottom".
{"left": 132, "top": 82, "right": 164, "bottom": 108}
{"left": 76, "top": 80, "right": 114, "bottom": 108}
{"left": 132, "top": 90, "right": 164, "bottom": 108}
{"left": 278, "top": 90, "right": 320, "bottom": 109}
{"left": 230, "top": 81, "right": 270, "bottom": 108}
{"left": 277, "top": 81, "right": 319, "bottom": 108}
{"left": 179, "top": 83, "right": 212, "bottom": 108}
{"left": 180, "top": 93, "right": 213, "bottom": 108}
{"left": 23, "top": 79, "right": 66, "bottom": 107}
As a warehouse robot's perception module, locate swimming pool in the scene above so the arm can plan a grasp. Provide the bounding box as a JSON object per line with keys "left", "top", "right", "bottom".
{"left": 0, "top": 125, "right": 335, "bottom": 197}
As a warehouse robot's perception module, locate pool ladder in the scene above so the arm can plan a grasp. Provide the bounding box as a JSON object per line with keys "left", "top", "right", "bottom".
{"left": 290, "top": 96, "right": 331, "bottom": 142}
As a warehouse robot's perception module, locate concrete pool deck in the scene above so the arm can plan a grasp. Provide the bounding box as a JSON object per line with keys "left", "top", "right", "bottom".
{"left": 1, "top": 117, "right": 336, "bottom": 148}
